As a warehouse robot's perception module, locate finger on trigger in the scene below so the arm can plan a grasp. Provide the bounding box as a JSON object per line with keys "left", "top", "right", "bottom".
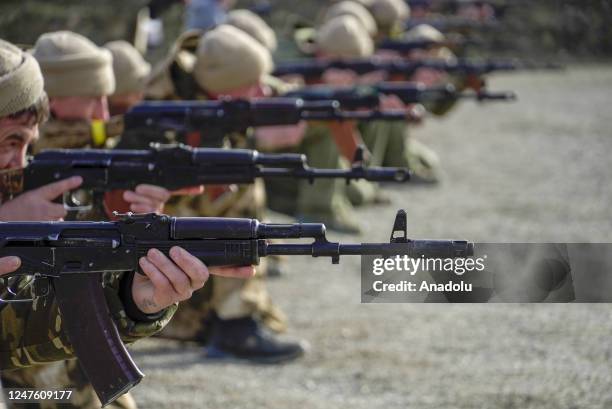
{"left": 39, "top": 176, "right": 83, "bottom": 200}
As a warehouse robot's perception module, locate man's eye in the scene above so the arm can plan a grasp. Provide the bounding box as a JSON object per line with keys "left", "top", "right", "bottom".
{"left": 0, "top": 140, "right": 22, "bottom": 151}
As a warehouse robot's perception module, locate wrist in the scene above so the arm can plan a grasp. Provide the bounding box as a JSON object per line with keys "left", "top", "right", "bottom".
{"left": 119, "top": 272, "right": 166, "bottom": 322}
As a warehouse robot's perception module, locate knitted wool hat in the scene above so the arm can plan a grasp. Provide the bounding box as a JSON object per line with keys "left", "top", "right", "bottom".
{"left": 193, "top": 25, "right": 273, "bottom": 93}
{"left": 317, "top": 15, "right": 374, "bottom": 58}
{"left": 226, "top": 9, "right": 278, "bottom": 52}
{"left": 32, "top": 31, "right": 115, "bottom": 97}
{"left": 324, "top": 1, "right": 378, "bottom": 37}
{"left": 0, "top": 39, "right": 45, "bottom": 117}
{"left": 403, "top": 24, "right": 446, "bottom": 43}
{"left": 105, "top": 40, "right": 151, "bottom": 95}
{"left": 369, "top": 0, "right": 410, "bottom": 29}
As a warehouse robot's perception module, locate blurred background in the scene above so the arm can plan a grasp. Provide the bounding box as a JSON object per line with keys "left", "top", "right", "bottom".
{"left": 2, "top": 0, "right": 612, "bottom": 62}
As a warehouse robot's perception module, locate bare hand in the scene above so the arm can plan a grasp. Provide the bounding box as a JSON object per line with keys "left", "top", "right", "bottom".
{"left": 170, "top": 185, "right": 205, "bottom": 196}
{"left": 411, "top": 69, "right": 448, "bottom": 86}
{"left": 379, "top": 94, "right": 406, "bottom": 110}
{"left": 255, "top": 122, "right": 307, "bottom": 150}
{"left": 404, "top": 104, "right": 427, "bottom": 124}
{"left": 132, "top": 246, "right": 255, "bottom": 314}
{"left": 123, "top": 184, "right": 171, "bottom": 214}
{"left": 357, "top": 70, "right": 387, "bottom": 85}
{"left": 0, "top": 256, "right": 20, "bottom": 276}
{"left": 0, "top": 176, "right": 83, "bottom": 221}
{"left": 322, "top": 68, "right": 358, "bottom": 86}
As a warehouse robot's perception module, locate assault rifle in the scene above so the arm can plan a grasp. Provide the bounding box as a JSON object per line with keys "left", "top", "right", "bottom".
{"left": 0, "top": 210, "right": 474, "bottom": 405}
{"left": 119, "top": 98, "right": 410, "bottom": 148}
{"left": 377, "top": 36, "right": 483, "bottom": 53}
{"left": 407, "top": 0, "right": 515, "bottom": 19}
{"left": 284, "top": 82, "right": 516, "bottom": 110}
{"left": 273, "top": 57, "right": 562, "bottom": 82}
{"left": 404, "top": 17, "right": 501, "bottom": 33}
{"left": 0, "top": 144, "right": 410, "bottom": 209}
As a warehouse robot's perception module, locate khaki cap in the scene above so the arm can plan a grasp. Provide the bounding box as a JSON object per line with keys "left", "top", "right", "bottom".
{"left": 105, "top": 40, "right": 151, "bottom": 95}
{"left": 403, "top": 24, "right": 446, "bottom": 43}
{"left": 0, "top": 39, "right": 45, "bottom": 117}
{"left": 32, "top": 31, "right": 115, "bottom": 97}
{"left": 227, "top": 9, "right": 278, "bottom": 52}
{"left": 317, "top": 15, "right": 374, "bottom": 58}
{"left": 370, "top": 0, "right": 410, "bottom": 28}
{"left": 324, "top": 1, "right": 378, "bottom": 37}
{"left": 193, "top": 25, "right": 273, "bottom": 93}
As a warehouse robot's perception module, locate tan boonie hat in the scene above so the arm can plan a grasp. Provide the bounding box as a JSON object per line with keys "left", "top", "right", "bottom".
{"left": 403, "top": 24, "right": 446, "bottom": 43}
{"left": 105, "top": 40, "right": 151, "bottom": 96}
{"left": 227, "top": 9, "right": 278, "bottom": 52}
{"left": 0, "top": 39, "right": 45, "bottom": 117}
{"left": 193, "top": 25, "right": 273, "bottom": 94}
{"left": 317, "top": 15, "right": 374, "bottom": 59}
{"left": 369, "top": 0, "right": 410, "bottom": 29}
{"left": 324, "top": 1, "right": 378, "bottom": 37}
{"left": 32, "top": 31, "right": 115, "bottom": 98}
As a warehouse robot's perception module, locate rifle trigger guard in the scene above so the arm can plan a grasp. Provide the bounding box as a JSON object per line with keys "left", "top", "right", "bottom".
{"left": 390, "top": 210, "right": 408, "bottom": 244}
{"left": 62, "top": 190, "right": 93, "bottom": 212}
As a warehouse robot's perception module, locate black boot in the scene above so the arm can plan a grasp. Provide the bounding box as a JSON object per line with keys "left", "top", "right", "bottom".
{"left": 205, "top": 316, "right": 307, "bottom": 363}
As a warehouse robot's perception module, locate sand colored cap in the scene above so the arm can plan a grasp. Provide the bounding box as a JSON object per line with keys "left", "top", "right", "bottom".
{"left": 226, "top": 9, "right": 278, "bottom": 52}
{"left": 105, "top": 40, "right": 151, "bottom": 95}
{"left": 403, "top": 24, "right": 446, "bottom": 43}
{"left": 370, "top": 0, "right": 410, "bottom": 28}
{"left": 193, "top": 25, "right": 273, "bottom": 93}
{"left": 317, "top": 15, "right": 374, "bottom": 58}
{"left": 0, "top": 39, "right": 45, "bottom": 117}
{"left": 32, "top": 31, "right": 115, "bottom": 97}
{"left": 324, "top": 1, "right": 378, "bottom": 37}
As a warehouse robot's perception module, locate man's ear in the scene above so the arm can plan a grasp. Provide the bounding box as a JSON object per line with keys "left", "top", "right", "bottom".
{"left": 25, "top": 126, "right": 40, "bottom": 155}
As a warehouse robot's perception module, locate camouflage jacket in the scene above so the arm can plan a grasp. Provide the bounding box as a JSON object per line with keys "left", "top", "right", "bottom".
{"left": 0, "top": 274, "right": 176, "bottom": 370}
{"left": 1, "top": 121, "right": 178, "bottom": 371}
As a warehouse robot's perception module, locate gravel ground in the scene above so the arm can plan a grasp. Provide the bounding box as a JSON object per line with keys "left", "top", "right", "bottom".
{"left": 130, "top": 65, "right": 612, "bottom": 409}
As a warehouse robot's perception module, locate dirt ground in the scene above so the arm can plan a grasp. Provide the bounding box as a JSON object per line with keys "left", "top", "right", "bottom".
{"left": 129, "top": 65, "right": 612, "bottom": 409}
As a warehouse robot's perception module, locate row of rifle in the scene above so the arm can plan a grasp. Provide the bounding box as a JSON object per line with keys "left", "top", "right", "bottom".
{"left": 1, "top": 58, "right": 532, "bottom": 206}
{"left": 0, "top": 49, "right": 551, "bottom": 405}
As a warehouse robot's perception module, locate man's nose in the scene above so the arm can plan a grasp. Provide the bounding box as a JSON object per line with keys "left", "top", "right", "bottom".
{"left": 8, "top": 148, "right": 27, "bottom": 169}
